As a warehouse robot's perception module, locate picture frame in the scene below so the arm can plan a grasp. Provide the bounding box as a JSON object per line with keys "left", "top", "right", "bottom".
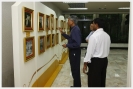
{"left": 22, "top": 7, "right": 34, "bottom": 32}
{"left": 60, "top": 20, "right": 63, "bottom": 29}
{"left": 51, "top": 14, "right": 54, "bottom": 30}
{"left": 56, "top": 18, "right": 58, "bottom": 30}
{"left": 38, "top": 12, "right": 44, "bottom": 31}
{"left": 38, "top": 36, "right": 45, "bottom": 55}
{"left": 46, "top": 34, "right": 51, "bottom": 49}
{"left": 56, "top": 33, "right": 59, "bottom": 44}
{"left": 51, "top": 34, "right": 55, "bottom": 47}
{"left": 46, "top": 15, "right": 50, "bottom": 31}
{"left": 23, "top": 36, "right": 35, "bottom": 62}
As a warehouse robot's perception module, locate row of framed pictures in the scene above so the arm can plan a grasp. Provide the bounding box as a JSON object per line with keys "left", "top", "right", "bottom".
{"left": 23, "top": 33, "right": 61, "bottom": 62}
{"left": 23, "top": 7, "right": 70, "bottom": 32}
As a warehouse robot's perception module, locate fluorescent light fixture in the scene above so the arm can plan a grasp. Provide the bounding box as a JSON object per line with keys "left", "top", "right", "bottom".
{"left": 68, "top": 8, "right": 88, "bottom": 10}
{"left": 63, "top": 2, "right": 88, "bottom": 3}
{"left": 118, "top": 7, "right": 130, "bottom": 9}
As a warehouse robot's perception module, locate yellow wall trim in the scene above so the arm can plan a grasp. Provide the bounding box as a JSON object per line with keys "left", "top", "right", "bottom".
{"left": 59, "top": 51, "right": 68, "bottom": 64}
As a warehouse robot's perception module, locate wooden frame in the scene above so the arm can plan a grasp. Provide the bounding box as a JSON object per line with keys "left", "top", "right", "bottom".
{"left": 38, "top": 12, "right": 44, "bottom": 31}
{"left": 60, "top": 20, "right": 63, "bottom": 29}
{"left": 56, "top": 33, "right": 59, "bottom": 44}
{"left": 46, "top": 15, "right": 50, "bottom": 31}
{"left": 22, "top": 7, "right": 34, "bottom": 32}
{"left": 46, "top": 34, "right": 51, "bottom": 49}
{"left": 56, "top": 18, "right": 58, "bottom": 30}
{"left": 23, "top": 36, "right": 35, "bottom": 62}
{"left": 51, "top": 14, "right": 54, "bottom": 30}
{"left": 38, "top": 36, "right": 45, "bottom": 55}
{"left": 51, "top": 34, "right": 55, "bottom": 47}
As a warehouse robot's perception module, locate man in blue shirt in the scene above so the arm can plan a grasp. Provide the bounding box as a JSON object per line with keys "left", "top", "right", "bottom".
{"left": 59, "top": 15, "right": 81, "bottom": 87}
{"left": 85, "top": 24, "right": 95, "bottom": 43}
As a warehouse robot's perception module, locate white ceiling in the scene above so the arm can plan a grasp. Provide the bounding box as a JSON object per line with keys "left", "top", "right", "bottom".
{"left": 51, "top": 2, "right": 130, "bottom": 14}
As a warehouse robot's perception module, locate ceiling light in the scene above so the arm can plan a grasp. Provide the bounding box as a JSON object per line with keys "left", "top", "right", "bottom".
{"left": 118, "top": 7, "right": 130, "bottom": 9}
{"left": 68, "top": 8, "right": 88, "bottom": 10}
{"left": 63, "top": 2, "right": 88, "bottom": 3}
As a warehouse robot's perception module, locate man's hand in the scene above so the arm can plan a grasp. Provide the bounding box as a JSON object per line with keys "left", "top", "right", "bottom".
{"left": 59, "top": 27, "right": 63, "bottom": 34}
{"left": 62, "top": 44, "right": 67, "bottom": 48}
{"left": 83, "top": 62, "right": 88, "bottom": 74}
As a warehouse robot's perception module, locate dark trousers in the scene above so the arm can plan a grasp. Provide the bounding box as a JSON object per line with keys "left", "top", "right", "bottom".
{"left": 87, "top": 57, "right": 108, "bottom": 87}
{"left": 69, "top": 48, "right": 81, "bottom": 87}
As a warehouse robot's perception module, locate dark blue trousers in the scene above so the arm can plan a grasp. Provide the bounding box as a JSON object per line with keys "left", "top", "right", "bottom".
{"left": 69, "top": 48, "right": 81, "bottom": 87}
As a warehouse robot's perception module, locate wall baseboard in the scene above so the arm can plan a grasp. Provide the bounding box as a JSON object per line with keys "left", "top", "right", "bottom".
{"left": 32, "top": 52, "right": 68, "bottom": 87}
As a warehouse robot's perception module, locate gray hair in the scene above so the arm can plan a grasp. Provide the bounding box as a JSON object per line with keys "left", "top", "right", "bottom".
{"left": 68, "top": 15, "right": 78, "bottom": 25}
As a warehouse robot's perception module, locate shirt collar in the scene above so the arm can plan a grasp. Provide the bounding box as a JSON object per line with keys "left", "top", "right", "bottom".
{"left": 95, "top": 28, "right": 104, "bottom": 32}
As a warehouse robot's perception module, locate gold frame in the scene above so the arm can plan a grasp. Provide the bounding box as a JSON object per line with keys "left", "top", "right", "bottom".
{"left": 51, "top": 34, "right": 55, "bottom": 47}
{"left": 46, "top": 34, "right": 51, "bottom": 49}
{"left": 56, "top": 33, "right": 59, "bottom": 44}
{"left": 38, "top": 35, "right": 45, "bottom": 55}
{"left": 51, "top": 14, "right": 54, "bottom": 30}
{"left": 38, "top": 12, "right": 44, "bottom": 31}
{"left": 23, "top": 36, "right": 35, "bottom": 62}
{"left": 56, "top": 18, "right": 58, "bottom": 30}
{"left": 22, "top": 7, "right": 34, "bottom": 32}
{"left": 46, "top": 15, "right": 50, "bottom": 31}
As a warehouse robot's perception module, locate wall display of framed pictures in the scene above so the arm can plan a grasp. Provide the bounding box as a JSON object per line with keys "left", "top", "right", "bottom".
{"left": 38, "top": 12, "right": 44, "bottom": 31}
{"left": 51, "top": 34, "right": 55, "bottom": 47}
{"left": 56, "top": 18, "right": 58, "bottom": 30}
{"left": 46, "top": 15, "right": 50, "bottom": 31}
{"left": 56, "top": 33, "right": 59, "bottom": 44}
{"left": 23, "top": 36, "right": 35, "bottom": 62}
{"left": 51, "top": 14, "right": 54, "bottom": 30}
{"left": 38, "top": 36, "right": 45, "bottom": 55}
{"left": 60, "top": 20, "right": 63, "bottom": 29}
{"left": 22, "top": 7, "right": 34, "bottom": 32}
{"left": 46, "top": 34, "right": 51, "bottom": 49}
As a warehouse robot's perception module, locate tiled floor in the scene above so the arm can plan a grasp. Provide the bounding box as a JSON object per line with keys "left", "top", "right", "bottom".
{"left": 51, "top": 49, "right": 128, "bottom": 87}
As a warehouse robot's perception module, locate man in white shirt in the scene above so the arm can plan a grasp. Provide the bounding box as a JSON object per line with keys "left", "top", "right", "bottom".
{"left": 83, "top": 18, "right": 111, "bottom": 87}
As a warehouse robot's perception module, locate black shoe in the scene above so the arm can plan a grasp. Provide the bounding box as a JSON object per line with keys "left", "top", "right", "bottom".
{"left": 70, "top": 86, "right": 74, "bottom": 87}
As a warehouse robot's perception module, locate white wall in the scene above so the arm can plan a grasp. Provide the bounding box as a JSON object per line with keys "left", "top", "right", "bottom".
{"left": 12, "top": 2, "right": 67, "bottom": 87}
{"left": 2, "top": 2, "right": 15, "bottom": 87}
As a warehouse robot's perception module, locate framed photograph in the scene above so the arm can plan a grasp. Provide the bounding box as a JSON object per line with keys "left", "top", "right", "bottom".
{"left": 23, "top": 36, "right": 35, "bottom": 62}
{"left": 38, "top": 36, "right": 45, "bottom": 55}
{"left": 60, "top": 20, "right": 63, "bottom": 29}
{"left": 46, "top": 15, "right": 50, "bottom": 31}
{"left": 46, "top": 34, "right": 51, "bottom": 49}
{"left": 51, "top": 14, "right": 54, "bottom": 30}
{"left": 56, "top": 18, "right": 58, "bottom": 30}
{"left": 38, "top": 12, "right": 44, "bottom": 31}
{"left": 51, "top": 34, "right": 55, "bottom": 47}
{"left": 22, "top": 7, "right": 34, "bottom": 32}
{"left": 56, "top": 33, "right": 59, "bottom": 44}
